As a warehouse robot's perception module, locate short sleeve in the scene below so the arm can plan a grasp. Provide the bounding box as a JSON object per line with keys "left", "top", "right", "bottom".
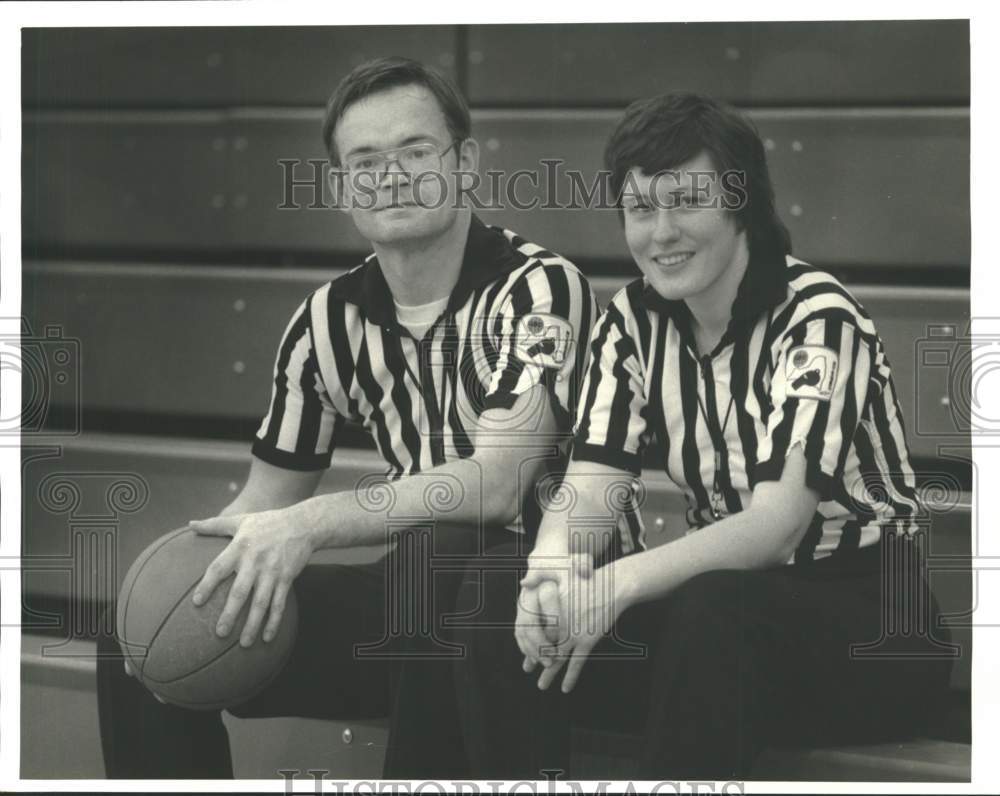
{"left": 481, "top": 262, "right": 598, "bottom": 430}
{"left": 252, "top": 296, "right": 343, "bottom": 471}
{"left": 754, "top": 309, "right": 875, "bottom": 499}
{"left": 570, "top": 301, "right": 650, "bottom": 476}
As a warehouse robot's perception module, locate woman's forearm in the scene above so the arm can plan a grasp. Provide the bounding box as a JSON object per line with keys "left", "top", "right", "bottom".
{"left": 612, "top": 504, "right": 800, "bottom": 611}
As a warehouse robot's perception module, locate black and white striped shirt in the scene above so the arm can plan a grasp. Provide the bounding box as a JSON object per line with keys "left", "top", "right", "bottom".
{"left": 252, "top": 215, "right": 598, "bottom": 535}
{"left": 573, "top": 255, "right": 920, "bottom": 562}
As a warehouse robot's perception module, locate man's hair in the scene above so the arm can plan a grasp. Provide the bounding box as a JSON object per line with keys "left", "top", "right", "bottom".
{"left": 321, "top": 56, "right": 471, "bottom": 165}
{"left": 603, "top": 92, "right": 791, "bottom": 260}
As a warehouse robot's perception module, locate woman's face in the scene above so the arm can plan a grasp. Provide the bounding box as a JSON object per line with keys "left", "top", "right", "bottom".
{"left": 622, "top": 151, "right": 748, "bottom": 304}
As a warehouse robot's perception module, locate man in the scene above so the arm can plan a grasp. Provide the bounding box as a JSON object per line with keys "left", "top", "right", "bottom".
{"left": 97, "top": 56, "right": 598, "bottom": 779}
{"left": 454, "top": 92, "right": 954, "bottom": 779}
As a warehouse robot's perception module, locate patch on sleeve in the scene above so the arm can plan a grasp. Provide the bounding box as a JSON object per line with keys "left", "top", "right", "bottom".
{"left": 785, "top": 345, "right": 839, "bottom": 401}
{"left": 514, "top": 313, "right": 575, "bottom": 369}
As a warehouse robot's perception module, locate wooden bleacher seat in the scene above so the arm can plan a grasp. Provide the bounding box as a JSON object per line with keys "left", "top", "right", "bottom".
{"left": 20, "top": 429, "right": 971, "bottom": 780}
{"left": 20, "top": 431, "right": 971, "bottom": 778}
{"left": 21, "top": 26, "right": 460, "bottom": 108}
{"left": 464, "top": 21, "right": 968, "bottom": 106}
{"left": 21, "top": 263, "right": 971, "bottom": 462}
{"left": 23, "top": 109, "right": 969, "bottom": 268}
{"left": 21, "top": 632, "right": 969, "bottom": 780}
{"left": 22, "top": 22, "right": 968, "bottom": 109}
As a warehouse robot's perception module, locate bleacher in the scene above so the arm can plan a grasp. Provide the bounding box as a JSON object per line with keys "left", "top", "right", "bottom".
{"left": 20, "top": 22, "right": 971, "bottom": 781}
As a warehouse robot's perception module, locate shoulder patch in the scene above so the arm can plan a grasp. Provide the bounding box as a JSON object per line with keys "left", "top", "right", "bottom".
{"left": 514, "top": 313, "right": 575, "bottom": 369}
{"left": 785, "top": 345, "right": 839, "bottom": 401}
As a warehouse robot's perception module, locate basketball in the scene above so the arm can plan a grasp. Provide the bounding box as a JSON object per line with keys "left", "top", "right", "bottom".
{"left": 116, "top": 525, "right": 298, "bottom": 711}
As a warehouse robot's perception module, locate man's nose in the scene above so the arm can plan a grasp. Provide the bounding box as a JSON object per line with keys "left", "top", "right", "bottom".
{"left": 380, "top": 157, "right": 411, "bottom": 187}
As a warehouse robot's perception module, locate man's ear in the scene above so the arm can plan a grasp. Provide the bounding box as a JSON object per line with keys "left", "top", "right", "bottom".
{"left": 458, "top": 137, "right": 480, "bottom": 176}
{"left": 454, "top": 137, "right": 481, "bottom": 196}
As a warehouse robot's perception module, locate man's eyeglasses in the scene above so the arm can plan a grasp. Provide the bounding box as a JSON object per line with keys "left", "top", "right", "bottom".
{"left": 342, "top": 140, "right": 462, "bottom": 186}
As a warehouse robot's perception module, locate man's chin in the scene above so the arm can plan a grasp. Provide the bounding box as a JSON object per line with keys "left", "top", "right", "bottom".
{"left": 358, "top": 213, "right": 442, "bottom": 245}
{"left": 375, "top": 203, "right": 418, "bottom": 214}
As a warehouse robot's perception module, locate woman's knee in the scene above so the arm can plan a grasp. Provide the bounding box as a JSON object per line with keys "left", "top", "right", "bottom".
{"left": 666, "top": 569, "right": 745, "bottom": 623}
{"left": 643, "top": 568, "right": 786, "bottom": 659}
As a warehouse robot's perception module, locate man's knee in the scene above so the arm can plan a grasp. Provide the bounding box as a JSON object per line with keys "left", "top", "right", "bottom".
{"left": 96, "top": 603, "right": 125, "bottom": 670}
{"left": 402, "top": 522, "right": 493, "bottom": 558}
{"left": 385, "top": 524, "right": 494, "bottom": 602}
{"left": 455, "top": 563, "right": 516, "bottom": 629}
{"left": 452, "top": 551, "right": 521, "bottom": 654}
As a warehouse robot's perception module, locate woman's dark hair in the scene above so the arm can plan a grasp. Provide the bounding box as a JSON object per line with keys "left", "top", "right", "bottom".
{"left": 321, "top": 56, "right": 471, "bottom": 165}
{"left": 604, "top": 92, "right": 791, "bottom": 260}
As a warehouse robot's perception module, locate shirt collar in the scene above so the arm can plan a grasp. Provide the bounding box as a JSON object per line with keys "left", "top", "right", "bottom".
{"left": 327, "top": 215, "right": 528, "bottom": 327}
{"left": 639, "top": 245, "right": 789, "bottom": 343}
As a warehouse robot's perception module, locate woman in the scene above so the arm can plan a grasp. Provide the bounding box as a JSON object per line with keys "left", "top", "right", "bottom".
{"left": 453, "top": 92, "right": 955, "bottom": 780}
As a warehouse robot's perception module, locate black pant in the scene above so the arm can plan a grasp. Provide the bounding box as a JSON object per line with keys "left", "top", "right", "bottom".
{"left": 97, "top": 523, "right": 518, "bottom": 779}
{"left": 453, "top": 538, "right": 957, "bottom": 780}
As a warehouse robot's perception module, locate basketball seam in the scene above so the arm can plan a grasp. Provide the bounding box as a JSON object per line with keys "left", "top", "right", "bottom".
{"left": 123, "top": 526, "right": 299, "bottom": 707}
{"left": 154, "top": 615, "right": 299, "bottom": 710}
{"left": 141, "top": 577, "right": 243, "bottom": 686}
{"left": 120, "top": 525, "right": 191, "bottom": 678}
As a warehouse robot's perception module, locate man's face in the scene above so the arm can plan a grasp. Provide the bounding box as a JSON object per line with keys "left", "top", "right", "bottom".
{"left": 622, "top": 151, "right": 746, "bottom": 303}
{"left": 333, "top": 84, "right": 475, "bottom": 246}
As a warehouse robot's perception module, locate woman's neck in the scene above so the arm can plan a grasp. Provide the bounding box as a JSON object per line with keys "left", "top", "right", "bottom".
{"left": 686, "top": 238, "right": 750, "bottom": 356}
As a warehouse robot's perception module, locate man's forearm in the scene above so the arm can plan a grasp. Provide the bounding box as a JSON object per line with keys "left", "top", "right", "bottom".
{"left": 288, "top": 455, "right": 513, "bottom": 550}
{"left": 531, "top": 518, "right": 571, "bottom": 555}
{"left": 529, "top": 466, "right": 631, "bottom": 562}
{"left": 220, "top": 491, "right": 283, "bottom": 517}
{"left": 273, "top": 386, "right": 564, "bottom": 549}
{"left": 218, "top": 457, "right": 325, "bottom": 518}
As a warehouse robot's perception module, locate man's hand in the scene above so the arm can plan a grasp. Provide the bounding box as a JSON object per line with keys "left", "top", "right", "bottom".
{"left": 533, "top": 560, "right": 630, "bottom": 694}
{"left": 189, "top": 508, "right": 315, "bottom": 647}
{"left": 515, "top": 549, "right": 592, "bottom": 670}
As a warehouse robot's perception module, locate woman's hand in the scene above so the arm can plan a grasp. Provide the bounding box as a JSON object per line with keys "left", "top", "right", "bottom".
{"left": 534, "top": 559, "right": 632, "bottom": 694}
{"left": 515, "top": 550, "right": 593, "bottom": 669}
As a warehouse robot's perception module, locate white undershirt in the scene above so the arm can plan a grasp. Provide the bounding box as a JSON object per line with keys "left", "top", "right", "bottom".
{"left": 393, "top": 294, "right": 450, "bottom": 339}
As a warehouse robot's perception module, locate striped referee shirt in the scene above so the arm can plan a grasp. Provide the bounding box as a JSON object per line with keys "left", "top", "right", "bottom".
{"left": 252, "top": 215, "right": 598, "bottom": 535}
{"left": 573, "top": 254, "right": 920, "bottom": 563}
